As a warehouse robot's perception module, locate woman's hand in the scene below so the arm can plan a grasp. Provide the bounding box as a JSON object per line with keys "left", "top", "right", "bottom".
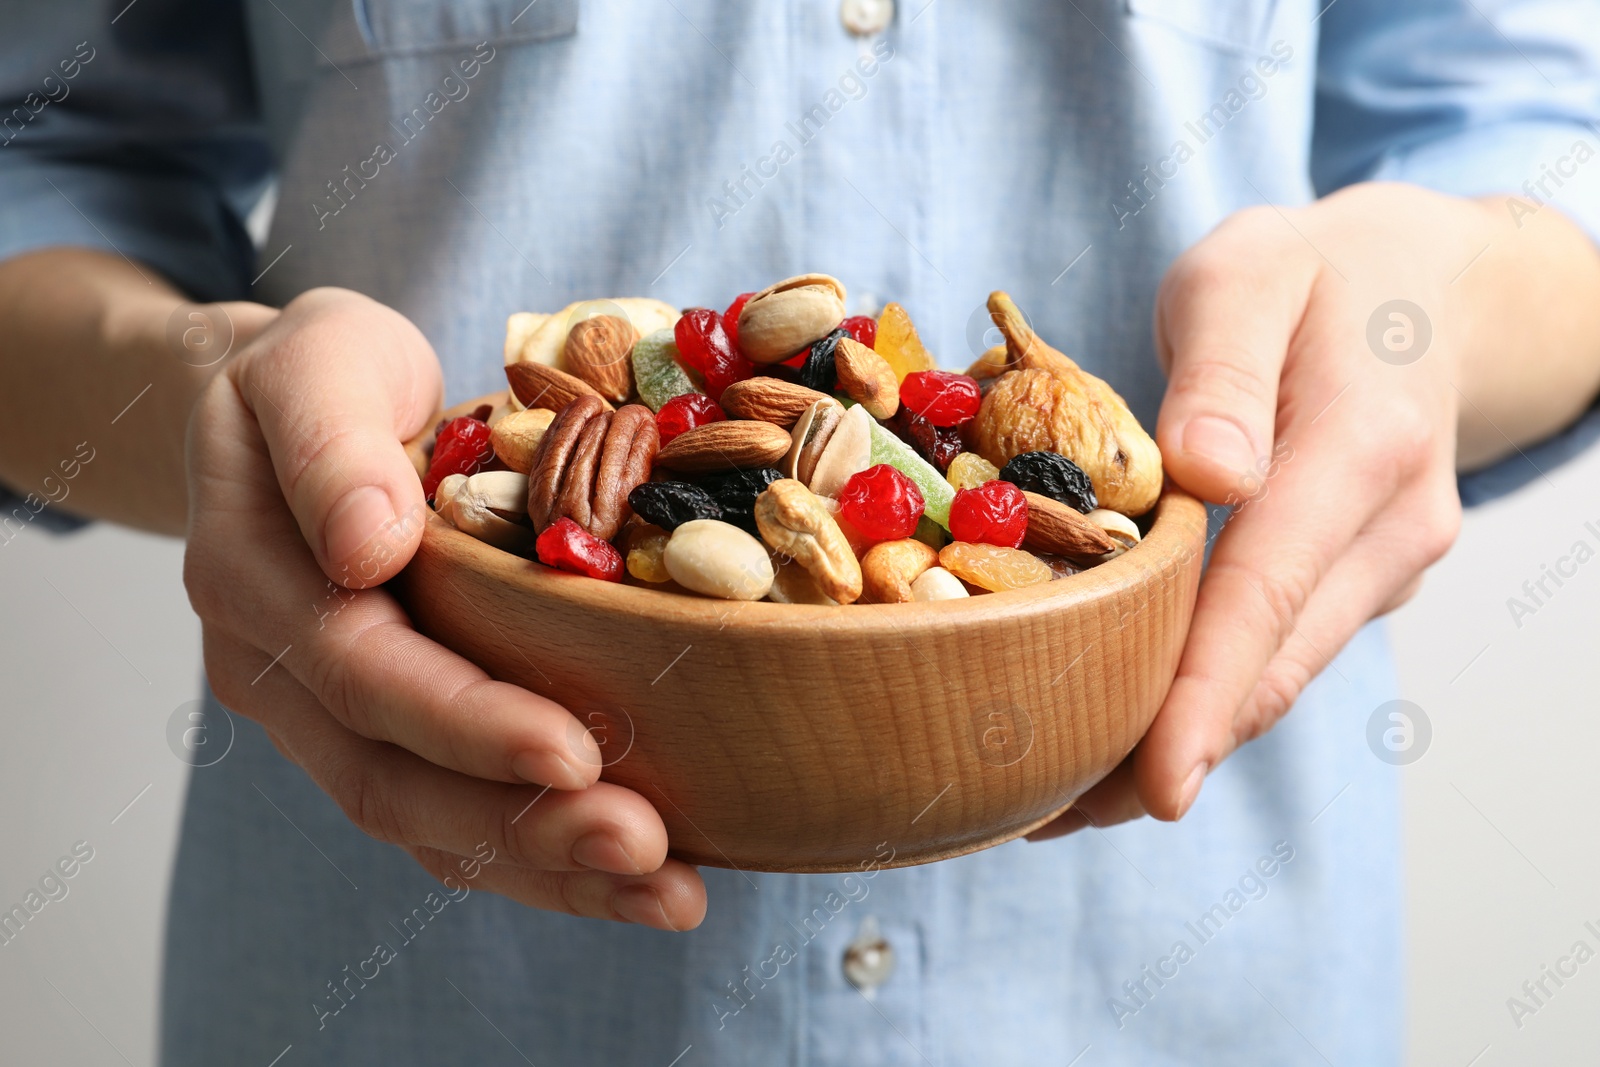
{"left": 183, "top": 287, "right": 706, "bottom": 928}
{"left": 1034, "top": 182, "right": 1600, "bottom": 837}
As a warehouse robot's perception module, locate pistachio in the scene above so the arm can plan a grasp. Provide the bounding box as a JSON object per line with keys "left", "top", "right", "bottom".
{"left": 860, "top": 538, "right": 939, "bottom": 604}
{"left": 433, "top": 473, "right": 469, "bottom": 517}
{"left": 490, "top": 407, "right": 556, "bottom": 473}
{"left": 806, "top": 403, "right": 873, "bottom": 499}
{"left": 444, "top": 472, "right": 537, "bottom": 555}
{"left": 736, "top": 273, "right": 847, "bottom": 364}
{"left": 834, "top": 338, "right": 899, "bottom": 419}
{"left": 663, "top": 519, "right": 775, "bottom": 600}
{"left": 753, "top": 479, "right": 863, "bottom": 604}
{"left": 1086, "top": 508, "right": 1141, "bottom": 558}
{"left": 784, "top": 398, "right": 844, "bottom": 482}
{"left": 909, "top": 566, "right": 970, "bottom": 602}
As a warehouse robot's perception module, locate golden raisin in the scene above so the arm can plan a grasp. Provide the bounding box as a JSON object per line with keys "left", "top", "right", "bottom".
{"left": 937, "top": 542, "right": 1053, "bottom": 592}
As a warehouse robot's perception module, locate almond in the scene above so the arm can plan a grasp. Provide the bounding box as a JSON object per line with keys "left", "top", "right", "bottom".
{"left": 834, "top": 338, "right": 899, "bottom": 419}
{"left": 563, "top": 315, "right": 638, "bottom": 403}
{"left": 1021, "top": 491, "right": 1118, "bottom": 557}
{"left": 505, "top": 360, "right": 615, "bottom": 413}
{"left": 656, "top": 420, "right": 794, "bottom": 472}
{"left": 720, "top": 377, "right": 832, "bottom": 427}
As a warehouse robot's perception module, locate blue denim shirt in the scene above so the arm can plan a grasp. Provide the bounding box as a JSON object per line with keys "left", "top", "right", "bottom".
{"left": 5, "top": 2, "right": 1600, "bottom": 1064}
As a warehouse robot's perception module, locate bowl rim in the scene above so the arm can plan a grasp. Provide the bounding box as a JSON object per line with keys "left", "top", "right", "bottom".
{"left": 415, "top": 480, "right": 1208, "bottom": 637}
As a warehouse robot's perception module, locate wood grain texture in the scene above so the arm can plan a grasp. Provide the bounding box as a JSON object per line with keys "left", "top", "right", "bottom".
{"left": 395, "top": 395, "right": 1207, "bottom": 872}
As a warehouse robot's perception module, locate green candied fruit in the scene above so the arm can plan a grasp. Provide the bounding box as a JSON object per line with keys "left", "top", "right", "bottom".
{"left": 867, "top": 420, "right": 955, "bottom": 529}
{"left": 912, "top": 514, "right": 948, "bottom": 550}
{"left": 632, "top": 328, "right": 702, "bottom": 411}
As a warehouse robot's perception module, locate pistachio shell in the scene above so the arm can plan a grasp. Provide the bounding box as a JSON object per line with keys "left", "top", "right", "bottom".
{"left": 736, "top": 274, "right": 847, "bottom": 364}
{"left": 806, "top": 404, "right": 873, "bottom": 499}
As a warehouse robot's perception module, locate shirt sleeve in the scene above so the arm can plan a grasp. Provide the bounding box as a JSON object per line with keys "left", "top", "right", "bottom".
{"left": 1312, "top": 0, "right": 1600, "bottom": 505}
{"left": 0, "top": 0, "right": 271, "bottom": 302}
{"left": 0, "top": 1, "right": 271, "bottom": 528}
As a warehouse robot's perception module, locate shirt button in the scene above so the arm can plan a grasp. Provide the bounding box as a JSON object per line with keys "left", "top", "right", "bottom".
{"left": 842, "top": 916, "right": 896, "bottom": 992}
{"left": 840, "top": 0, "right": 893, "bottom": 36}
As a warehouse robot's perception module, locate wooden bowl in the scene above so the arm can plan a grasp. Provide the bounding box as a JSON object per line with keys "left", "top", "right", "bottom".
{"left": 394, "top": 403, "right": 1207, "bottom": 873}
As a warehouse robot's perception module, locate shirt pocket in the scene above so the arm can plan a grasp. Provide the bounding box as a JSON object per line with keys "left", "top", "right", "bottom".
{"left": 1124, "top": 0, "right": 1280, "bottom": 54}
{"left": 321, "top": 0, "right": 580, "bottom": 64}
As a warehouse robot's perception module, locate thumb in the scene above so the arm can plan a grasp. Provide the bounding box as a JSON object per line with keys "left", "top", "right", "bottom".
{"left": 1153, "top": 246, "right": 1312, "bottom": 504}
{"left": 232, "top": 288, "right": 443, "bottom": 586}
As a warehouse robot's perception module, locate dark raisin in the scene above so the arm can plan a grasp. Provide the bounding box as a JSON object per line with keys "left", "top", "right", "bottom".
{"left": 697, "top": 467, "right": 783, "bottom": 533}
{"left": 891, "top": 409, "right": 963, "bottom": 474}
{"left": 627, "top": 482, "right": 721, "bottom": 531}
{"left": 999, "top": 451, "right": 1098, "bottom": 513}
{"left": 799, "top": 328, "right": 849, "bottom": 393}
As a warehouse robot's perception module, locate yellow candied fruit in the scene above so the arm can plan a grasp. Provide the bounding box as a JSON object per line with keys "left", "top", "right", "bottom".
{"left": 945, "top": 452, "right": 999, "bottom": 492}
{"left": 937, "top": 542, "right": 1053, "bottom": 592}
{"left": 874, "top": 302, "right": 937, "bottom": 382}
{"left": 625, "top": 524, "right": 673, "bottom": 583}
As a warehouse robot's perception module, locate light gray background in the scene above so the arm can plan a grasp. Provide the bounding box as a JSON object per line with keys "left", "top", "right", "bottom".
{"left": 2, "top": 443, "right": 1597, "bottom": 1064}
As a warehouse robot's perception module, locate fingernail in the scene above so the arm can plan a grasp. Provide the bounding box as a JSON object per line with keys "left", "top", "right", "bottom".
{"left": 1177, "top": 763, "right": 1208, "bottom": 819}
{"left": 572, "top": 831, "right": 644, "bottom": 876}
{"left": 611, "top": 884, "right": 676, "bottom": 930}
{"left": 323, "top": 486, "right": 396, "bottom": 564}
{"left": 511, "top": 749, "right": 586, "bottom": 791}
{"left": 1181, "top": 416, "right": 1256, "bottom": 477}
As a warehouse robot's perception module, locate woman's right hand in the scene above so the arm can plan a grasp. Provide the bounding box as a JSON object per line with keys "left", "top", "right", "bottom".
{"left": 183, "top": 287, "right": 705, "bottom": 930}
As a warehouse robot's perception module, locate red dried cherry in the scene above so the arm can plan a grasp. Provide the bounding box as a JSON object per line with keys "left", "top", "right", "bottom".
{"left": 723, "top": 292, "right": 755, "bottom": 353}
{"left": 900, "top": 370, "right": 982, "bottom": 427}
{"left": 675, "top": 308, "right": 752, "bottom": 401}
{"left": 837, "top": 464, "right": 926, "bottom": 542}
{"left": 949, "top": 480, "right": 1028, "bottom": 547}
{"left": 840, "top": 315, "right": 877, "bottom": 349}
{"left": 535, "top": 517, "right": 624, "bottom": 581}
{"left": 422, "top": 416, "right": 493, "bottom": 498}
{"left": 656, "top": 393, "right": 725, "bottom": 446}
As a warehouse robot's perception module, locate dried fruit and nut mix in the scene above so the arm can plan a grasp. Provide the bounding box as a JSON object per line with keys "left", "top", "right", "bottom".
{"left": 422, "top": 277, "right": 1163, "bottom": 605}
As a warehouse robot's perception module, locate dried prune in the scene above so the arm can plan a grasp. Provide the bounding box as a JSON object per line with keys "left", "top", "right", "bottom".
{"left": 800, "top": 327, "right": 849, "bottom": 393}
{"left": 999, "top": 451, "right": 1097, "bottom": 514}
{"left": 627, "top": 482, "right": 721, "bottom": 531}
{"left": 699, "top": 467, "right": 783, "bottom": 533}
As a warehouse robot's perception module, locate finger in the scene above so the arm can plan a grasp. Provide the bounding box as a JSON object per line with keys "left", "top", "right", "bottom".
{"left": 1237, "top": 491, "right": 1456, "bottom": 735}
{"left": 186, "top": 383, "right": 598, "bottom": 789}
{"left": 1154, "top": 211, "right": 1319, "bottom": 502}
{"left": 231, "top": 288, "right": 442, "bottom": 583}
{"left": 1136, "top": 376, "right": 1391, "bottom": 821}
{"left": 1024, "top": 757, "right": 1146, "bottom": 842}
{"left": 205, "top": 628, "right": 668, "bottom": 876}
{"left": 405, "top": 845, "right": 707, "bottom": 931}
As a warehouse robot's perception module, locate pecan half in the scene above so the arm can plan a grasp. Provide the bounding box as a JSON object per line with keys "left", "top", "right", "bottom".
{"left": 527, "top": 397, "right": 658, "bottom": 540}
